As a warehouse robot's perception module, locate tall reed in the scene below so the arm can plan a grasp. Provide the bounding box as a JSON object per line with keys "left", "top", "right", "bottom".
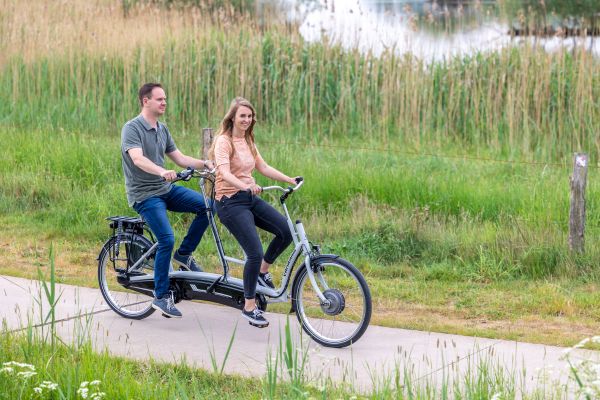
{"left": 1, "top": 0, "right": 599, "bottom": 162}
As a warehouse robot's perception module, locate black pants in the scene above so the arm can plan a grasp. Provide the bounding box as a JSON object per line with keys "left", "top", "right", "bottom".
{"left": 216, "top": 190, "right": 293, "bottom": 299}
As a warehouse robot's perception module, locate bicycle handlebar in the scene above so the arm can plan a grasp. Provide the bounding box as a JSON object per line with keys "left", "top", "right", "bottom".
{"left": 172, "top": 169, "right": 303, "bottom": 203}
{"left": 171, "top": 167, "right": 216, "bottom": 183}
{"left": 262, "top": 177, "right": 303, "bottom": 192}
{"left": 262, "top": 177, "right": 304, "bottom": 202}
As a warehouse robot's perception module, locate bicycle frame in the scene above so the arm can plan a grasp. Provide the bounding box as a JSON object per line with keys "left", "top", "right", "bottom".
{"left": 105, "top": 172, "right": 328, "bottom": 308}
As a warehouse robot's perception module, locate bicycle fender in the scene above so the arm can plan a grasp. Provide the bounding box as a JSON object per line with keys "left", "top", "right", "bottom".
{"left": 309, "top": 254, "right": 339, "bottom": 268}
{"left": 289, "top": 254, "right": 340, "bottom": 313}
{"left": 97, "top": 237, "right": 116, "bottom": 261}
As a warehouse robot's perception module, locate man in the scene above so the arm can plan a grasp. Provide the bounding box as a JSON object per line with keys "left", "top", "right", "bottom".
{"left": 121, "top": 83, "right": 214, "bottom": 318}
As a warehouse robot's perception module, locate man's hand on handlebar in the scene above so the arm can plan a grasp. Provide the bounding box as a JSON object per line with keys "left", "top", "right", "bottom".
{"left": 160, "top": 169, "right": 178, "bottom": 182}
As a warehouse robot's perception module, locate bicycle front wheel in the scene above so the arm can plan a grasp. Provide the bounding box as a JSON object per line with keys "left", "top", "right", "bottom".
{"left": 292, "top": 256, "right": 371, "bottom": 348}
{"left": 98, "top": 233, "right": 155, "bottom": 319}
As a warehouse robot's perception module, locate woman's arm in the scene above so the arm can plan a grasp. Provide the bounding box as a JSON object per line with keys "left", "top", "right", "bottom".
{"left": 255, "top": 156, "right": 296, "bottom": 185}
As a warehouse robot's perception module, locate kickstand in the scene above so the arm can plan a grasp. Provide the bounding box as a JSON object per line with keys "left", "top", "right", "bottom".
{"left": 206, "top": 276, "right": 223, "bottom": 294}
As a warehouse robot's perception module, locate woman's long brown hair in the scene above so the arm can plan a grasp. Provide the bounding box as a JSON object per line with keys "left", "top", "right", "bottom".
{"left": 209, "top": 97, "right": 258, "bottom": 161}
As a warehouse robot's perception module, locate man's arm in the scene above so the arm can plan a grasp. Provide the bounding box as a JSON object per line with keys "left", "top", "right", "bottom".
{"left": 166, "top": 149, "right": 214, "bottom": 170}
{"left": 128, "top": 147, "right": 178, "bottom": 181}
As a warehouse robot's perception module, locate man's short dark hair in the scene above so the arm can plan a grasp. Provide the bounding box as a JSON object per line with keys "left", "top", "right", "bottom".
{"left": 138, "top": 83, "right": 163, "bottom": 107}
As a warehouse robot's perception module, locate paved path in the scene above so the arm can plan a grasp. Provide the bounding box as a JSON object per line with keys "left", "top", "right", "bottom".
{"left": 1, "top": 275, "right": 597, "bottom": 394}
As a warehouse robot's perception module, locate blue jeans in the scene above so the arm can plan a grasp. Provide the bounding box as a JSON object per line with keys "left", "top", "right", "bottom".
{"left": 133, "top": 185, "right": 211, "bottom": 298}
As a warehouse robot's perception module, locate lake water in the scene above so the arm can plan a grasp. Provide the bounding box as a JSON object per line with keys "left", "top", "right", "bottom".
{"left": 272, "top": 0, "right": 600, "bottom": 60}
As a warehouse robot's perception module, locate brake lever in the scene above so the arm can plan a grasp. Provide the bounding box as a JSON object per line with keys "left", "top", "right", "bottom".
{"left": 174, "top": 167, "right": 195, "bottom": 182}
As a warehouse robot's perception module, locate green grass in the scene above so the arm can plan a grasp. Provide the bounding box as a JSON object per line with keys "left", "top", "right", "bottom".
{"left": 0, "top": 332, "right": 267, "bottom": 399}
{"left": 1, "top": 127, "right": 599, "bottom": 282}
{"left": 0, "top": 317, "right": 572, "bottom": 400}
{"left": 1, "top": 127, "right": 600, "bottom": 346}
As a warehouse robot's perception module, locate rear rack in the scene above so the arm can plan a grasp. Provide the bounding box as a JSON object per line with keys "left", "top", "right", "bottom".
{"left": 107, "top": 216, "right": 146, "bottom": 234}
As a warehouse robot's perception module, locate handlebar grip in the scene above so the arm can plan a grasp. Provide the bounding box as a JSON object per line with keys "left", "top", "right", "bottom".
{"left": 295, "top": 176, "right": 303, "bottom": 184}
{"left": 172, "top": 167, "right": 195, "bottom": 182}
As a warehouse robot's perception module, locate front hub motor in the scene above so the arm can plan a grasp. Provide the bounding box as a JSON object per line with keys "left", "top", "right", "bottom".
{"left": 320, "top": 289, "right": 345, "bottom": 316}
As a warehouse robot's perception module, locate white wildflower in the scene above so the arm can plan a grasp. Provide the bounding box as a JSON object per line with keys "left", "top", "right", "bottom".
{"left": 78, "top": 387, "right": 89, "bottom": 399}
{"left": 16, "top": 371, "right": 37, "bottom": 379}
{"left": 3, "top": 361, "right": 35, "bottom": 370}
{"left": 33, "top": 388, "right": 42, "bottom": 394}
{"left": 19, "top": 362, "right": 35, "bottom": 371}
{"left": 77, "top": 379, "right": 104, "bottom": 399}
{"left": 40, "top": 381, "right": 58, "bottom": 391}
{"left": 0, "top": 367, "right": 14, "bottom": 374}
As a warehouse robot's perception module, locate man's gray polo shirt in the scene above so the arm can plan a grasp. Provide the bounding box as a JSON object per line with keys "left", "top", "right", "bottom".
{"left": 121, "top": 114, "right": 177, "bottom": 206}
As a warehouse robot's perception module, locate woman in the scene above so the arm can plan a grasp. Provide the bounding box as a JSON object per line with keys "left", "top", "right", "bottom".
{"left": 210, "top": 97, "right": 298, "bottom": 327}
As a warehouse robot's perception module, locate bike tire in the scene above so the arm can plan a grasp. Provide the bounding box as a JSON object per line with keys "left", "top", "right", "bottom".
{"left": 98, "top": 233, "right": 156, "bottom": 319}
{"left": 291, "top": 256, "right": 371, "bottom": 348}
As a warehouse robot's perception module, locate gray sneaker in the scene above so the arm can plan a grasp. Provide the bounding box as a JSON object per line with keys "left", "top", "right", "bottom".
{"left": 173, "top": 251, "right": 203, "bottom": 272}
{"left": 242, "top": 307, "right": 269, "bottom": 327}
{"left": 152, "top": 294, "right": 182, "bottom": 318}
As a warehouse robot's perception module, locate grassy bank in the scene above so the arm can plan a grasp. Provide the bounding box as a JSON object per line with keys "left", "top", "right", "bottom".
{"left": 1, "top": 127, "right": 600, "bottom": 345}
{"left": 2, "top": 127, "right": 600, "bottom": 279}
{"left": 0, "top": 315, "right": 580, "bottom": 400}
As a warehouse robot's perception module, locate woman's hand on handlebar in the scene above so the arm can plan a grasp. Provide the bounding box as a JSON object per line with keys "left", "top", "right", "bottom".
{"left": 247, "top": 184, "right": 262, "bottom": 195}
{"left": 204, "top": 160, "right": 215, "bottom": 171}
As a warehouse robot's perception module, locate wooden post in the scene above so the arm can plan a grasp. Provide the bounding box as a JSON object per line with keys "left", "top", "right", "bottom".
{"left": 569, "top": 153, "right": 588, "bottom": 253}
{"left": 202, "top": 128, "right": 213, "bottom": 161}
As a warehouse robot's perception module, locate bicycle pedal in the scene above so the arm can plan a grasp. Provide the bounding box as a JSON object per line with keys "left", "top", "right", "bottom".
{"left": 161, "top": 313, "right": 172, "bottom": 319}
{"left": 248, "top": 321, "right": 269, "bottom": 328}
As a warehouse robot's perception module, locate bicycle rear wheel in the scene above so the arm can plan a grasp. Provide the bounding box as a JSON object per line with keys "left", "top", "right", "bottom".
{"left": 98, "top": 233, "right": 155, "bottom": 319}
{"left": 291, "top": 256, "right": 371, "bottom": 348}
